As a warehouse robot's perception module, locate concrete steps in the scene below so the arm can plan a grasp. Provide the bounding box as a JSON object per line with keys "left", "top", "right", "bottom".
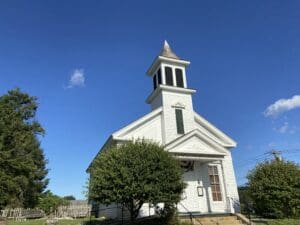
{"left": 180, "top": 214, "right": 248, "bottom": 225}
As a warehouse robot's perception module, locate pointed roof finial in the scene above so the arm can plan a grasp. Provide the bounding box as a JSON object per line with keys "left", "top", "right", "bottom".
{"left": 160, "top": 40, "right": 180, "bottom": 59}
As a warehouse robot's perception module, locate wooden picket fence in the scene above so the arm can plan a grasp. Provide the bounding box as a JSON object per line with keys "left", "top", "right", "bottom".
{"left": 0, "top": 202, "right": 91, "bottom": 220}
{"left": 0, "top": 208, "right": 45, "bottom": 220}
{"left": 55, "top": 204, "right": 92, "bottom": 218}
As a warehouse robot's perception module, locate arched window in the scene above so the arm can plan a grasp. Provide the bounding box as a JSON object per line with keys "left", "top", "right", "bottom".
{"left": 165, "top": 67, "right": 173, "bottom": 86}
{"left": 175, "top": 68, "right": 184, "bottom": 88}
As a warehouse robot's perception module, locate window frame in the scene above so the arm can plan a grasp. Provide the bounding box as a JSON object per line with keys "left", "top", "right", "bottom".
{"left": 175, "top": 68, "right": 184, "bottom": 88}
{"left": 208, "top": 165, "right": 223, "bottom": 202}
{"left": 175, "top": 108, "right": 185, "bottom": 134}
{"left": 165, "top": 66, "right": 174, "bottom": 86}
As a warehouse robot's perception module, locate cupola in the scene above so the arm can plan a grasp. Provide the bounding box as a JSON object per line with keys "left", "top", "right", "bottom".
{"left": 147, "top": 40, "right": 191, "bottom": 90}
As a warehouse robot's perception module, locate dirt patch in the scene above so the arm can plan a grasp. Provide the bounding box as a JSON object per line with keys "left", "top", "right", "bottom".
{"left": 0, "top": 217, "right": 7, "bottom": 225}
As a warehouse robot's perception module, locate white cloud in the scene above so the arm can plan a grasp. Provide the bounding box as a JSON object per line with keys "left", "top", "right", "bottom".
{"left": 274, "top": 121, "right": 298, "bottom": 134}
{"left": 277, "top": 122, "right": 289, "bottom": 134}
{"left": 67, "top": 69, "right": 85, "bottom": 88}
{"left": 264, "top": 95, "right": 300, "bottom": 118}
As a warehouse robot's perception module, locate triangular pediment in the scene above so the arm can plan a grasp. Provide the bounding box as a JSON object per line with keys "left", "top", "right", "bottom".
{"left": 165, "top": 129, "right": 227, "bottom": 156}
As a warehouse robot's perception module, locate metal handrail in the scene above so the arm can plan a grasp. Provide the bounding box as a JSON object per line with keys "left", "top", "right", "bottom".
{"left": 177, "top": 202, "right": 203, "bottom": 225}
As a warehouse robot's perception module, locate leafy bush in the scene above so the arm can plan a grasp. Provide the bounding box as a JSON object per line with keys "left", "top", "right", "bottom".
{"left": 63, "top": 195, "right": 76, "bottom": 201}
{"left": 247, "top": 159, "right": 300, "bottom": 218}
{"left": 89, "top": 139, "right": 185, "bottom": 221}
{"left": 238, "top": 186, "right": 253, "bottom": 215}
{"left": 37, "top": 191, "right": 68, "bottom": 215}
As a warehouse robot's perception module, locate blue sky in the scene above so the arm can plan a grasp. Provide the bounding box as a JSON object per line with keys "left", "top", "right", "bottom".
{"left": 1, "top": 1, "right": 300, "bottom": 199}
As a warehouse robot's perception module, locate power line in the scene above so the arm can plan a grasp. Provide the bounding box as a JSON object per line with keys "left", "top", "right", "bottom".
{"left": 235, "top": 154, "right": 272, "bottom": 168}
{"left": 235, "top": 148, "right": 300, "bottom": 184}
{"left": 235, "top": 148, "right": 300, "bottom": 168}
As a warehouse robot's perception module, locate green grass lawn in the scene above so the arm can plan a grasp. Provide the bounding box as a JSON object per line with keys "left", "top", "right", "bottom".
{"left": 7, "top": 218, "right": 90, "bottom": 225}
{"left": 6, "top": 217, "right": 300, "bottom": 225}
{"left": 252, "top": 218, "right": 300, "bottom": 225}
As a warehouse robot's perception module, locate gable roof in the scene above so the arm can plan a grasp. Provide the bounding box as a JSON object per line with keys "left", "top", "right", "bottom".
{"left": 87, "top": 108, "right": 163, "bottom": 173}
{"left": 112, "top": 107, "right": 163, "bottom": 141}
{"left": 86, "top": 135, "right": 115, "bottom": 172}
{"left": 193, "top": 112, "right": 237, "bottom": 148}
{"left": 87, "top": 108, "right": 237, "bottom": 173}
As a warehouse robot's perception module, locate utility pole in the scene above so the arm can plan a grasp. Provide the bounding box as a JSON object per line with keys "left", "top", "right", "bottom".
{"left": 270, "top": 150, "right": 282, "bottom": 161}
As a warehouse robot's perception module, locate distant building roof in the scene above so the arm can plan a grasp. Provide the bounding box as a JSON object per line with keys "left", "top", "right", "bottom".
{"left": 70, "top": 200, "right": 89, "bottom": 205}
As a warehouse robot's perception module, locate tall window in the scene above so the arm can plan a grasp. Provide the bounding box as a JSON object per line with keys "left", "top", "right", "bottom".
{"left": 165, "top": 67, "right": 173, "bottom": 86}
{"left": 175, "top": 68, "right": 184, "bottom": 88}
{"left": 157, "top": 68, "right": 162, "bottom": 85}
{"left": 153, "top": 75, "right": 157, "bottom": 90}
{"left": 208, "top": 166, "right": 222, "bottom": 201}
{"left": 175, "top": 109, "right": 184, "bottom": 134}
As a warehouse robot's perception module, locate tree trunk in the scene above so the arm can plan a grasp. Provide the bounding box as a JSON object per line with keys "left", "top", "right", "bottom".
{"left": 127, "top": 200, "right": 144, "bottom": 223}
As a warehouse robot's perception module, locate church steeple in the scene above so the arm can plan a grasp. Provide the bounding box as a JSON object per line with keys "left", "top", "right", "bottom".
{"left": 147, "top": 40, "right": 192, "bottom": 93}
{"left": 159, "top": 40, "right": 180, "bottom": 59}
{"left": 146, "top": 41, "right": 197, "bottom": 143}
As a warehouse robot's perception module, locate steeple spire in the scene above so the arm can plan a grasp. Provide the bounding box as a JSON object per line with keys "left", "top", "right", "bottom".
{"left": 159, "top": 40, "right": 180, "bottom": 59}
{"left": 147, "top": 40, "right": 190, "bottom": 77}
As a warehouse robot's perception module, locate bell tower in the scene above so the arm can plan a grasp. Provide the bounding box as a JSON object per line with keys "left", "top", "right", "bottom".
{"left": 146, "top": 41, "right": 197, "bottom": 144}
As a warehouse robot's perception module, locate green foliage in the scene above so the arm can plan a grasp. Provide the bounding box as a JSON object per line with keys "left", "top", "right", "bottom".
{"left": 267, "top": 219, "right": 300, "bottom": 225}
{"left": 8, "top": 218, "right": 89, "bottom": 225}
{"left": 0, "top": 88, "right": 48, "bottom": 209}
{"left": 7, "top": 219, "right": 47, "bottom": 225}
{"left": 37, "top": 191, "right": 68, "bottom": 215}
{"left": 238, "top": 186, "right": 253, "bottom": 214}
{"left": 83, "top": 216, "right": 186, "bottom": 225}
{"left": 247, "top": 159, "right": 300, "bottom": 218}
{"left": 6, "top": 217, "right": 189, "bottom": 225}
{"left": 63, "top": 195, "right": 76, "bottom": 201}
{"left": 89, "top": 139, "right": 185, "bottom": 221}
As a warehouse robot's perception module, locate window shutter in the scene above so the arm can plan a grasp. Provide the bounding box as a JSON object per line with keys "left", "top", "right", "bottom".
{"left": 175, "top": 109, "right": 185, "bottom": 134}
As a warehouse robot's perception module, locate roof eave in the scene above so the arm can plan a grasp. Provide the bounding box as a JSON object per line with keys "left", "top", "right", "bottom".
{"left": 194, "top": 112, "right": 237, "bottom": 148}
{"left": 86, "top": 135, "right": 114, "bottom": 173}
{"left": 147, "top": 56, "right": 190, "bottom": 76}
{"left": 146, "top": 85, "right": 196, "bottom": 104}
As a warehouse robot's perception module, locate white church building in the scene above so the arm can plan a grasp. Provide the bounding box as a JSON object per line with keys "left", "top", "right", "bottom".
{"left": 88, "top": 41, "right": 240, "bottom": 218}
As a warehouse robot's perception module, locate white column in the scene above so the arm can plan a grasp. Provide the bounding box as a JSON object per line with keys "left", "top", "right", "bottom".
{"left": 172, "top": 66, "right": 177, "bottom": 86}
{"left": 183, "top": 67, "right": 188, "bottom": 88}
{"left": 161, "top": 65, "right": 166, "bottom": 85}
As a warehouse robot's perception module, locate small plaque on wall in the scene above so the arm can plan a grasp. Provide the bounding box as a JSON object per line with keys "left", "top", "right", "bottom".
{"left": 197, "top": 186, "right": 204, "bottom": 196}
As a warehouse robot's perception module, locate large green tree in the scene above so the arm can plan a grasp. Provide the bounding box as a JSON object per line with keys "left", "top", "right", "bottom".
{"left": 0, "top": 88, "right": 48, "bottom": 209}
{"left": 247, "top": 159, "right": 300, "bottom": 218}
{"left": 89, "top": 139, "right": 185, "bottom": 221}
